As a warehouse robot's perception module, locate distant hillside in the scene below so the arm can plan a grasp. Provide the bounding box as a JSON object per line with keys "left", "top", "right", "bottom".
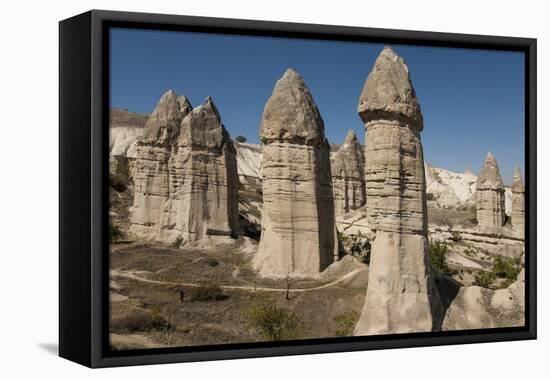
{"left": 110, "top": 108, "right": 148, "bottom": 128}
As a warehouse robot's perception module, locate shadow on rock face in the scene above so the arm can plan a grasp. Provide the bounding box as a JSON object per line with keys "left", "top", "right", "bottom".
{"left": 431, "top": 274, "right": 461, "bottom": 331}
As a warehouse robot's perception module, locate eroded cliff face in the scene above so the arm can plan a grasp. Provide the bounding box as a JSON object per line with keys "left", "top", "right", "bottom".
{"left": 331, "top": 130, "right": 366, "bottom": 217}
{"left": 253, "top": 69, "right": 338, "bottom": 278}
{"left": 511, "top": 166, "right": 525, "bottom": 239}
{"left": 158, "top": 97, "right": 240, "bottom": 245}
{"left": 476, "top": 152, "right": 506, "bottom": 234}
{"left": 130, "top": 90, "right": 192, "bottom": 239}
{"left": 354, "top": 47, "right": 434, "bottom": 335}
{"left": 130, "top": 92, "right": 239, "bottom": 245}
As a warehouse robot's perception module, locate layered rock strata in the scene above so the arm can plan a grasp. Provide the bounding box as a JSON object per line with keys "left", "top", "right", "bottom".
{"left": 331, "top": 130, "right": 366, "bottom": 217}
{"left": 130, "top": 90, "right": 192, "bottom": 239}
{"left": 475, "top": 152, "right": 505, "bottom": 233}
{"left": 511, "top": 166, "right": 525, "bottom": 239}
{"left": 158, "top": 97, "right": 240, "bottom": 244}
{"left": 253, "top": 68, "right": 338, "bottom": 278}
{"left": 354, "top": 46, "right": 434, "bottom": 335}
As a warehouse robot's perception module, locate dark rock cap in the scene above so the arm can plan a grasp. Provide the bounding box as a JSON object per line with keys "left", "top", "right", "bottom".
{"left": 260, "top": 68, "right": 327, "bottom": 146}
{"left": 178, "top": 96, "right": 231, "bottom": 149}
{"left": 476, "top": 152, "right": 504, "bottom": 190}
{"left": 358, "top": 46, "right": 424, "bottom": 131}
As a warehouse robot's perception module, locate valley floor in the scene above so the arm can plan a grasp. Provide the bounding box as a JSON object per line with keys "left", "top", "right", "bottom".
{"left": 109, "top": 240, "right": 367, "bottom": 350}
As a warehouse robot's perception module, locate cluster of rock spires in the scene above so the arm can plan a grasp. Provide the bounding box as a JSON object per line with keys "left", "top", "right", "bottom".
{"left": 130, "top": 91, "right": 239, "bottom": 246}
{"left": 474, "top": 152, "right": 524, "bottom": 238}
{"left": 124, "top": 45, "right": 525, "bottom": 335}
{"left": 252, "top": 69, "right": 338, "bottom": 278}
{"left": 330, "top": 130, "right": 366, "bottom": 217}
{"left": 353, "top": 46, "right": 434, "bottom": 335}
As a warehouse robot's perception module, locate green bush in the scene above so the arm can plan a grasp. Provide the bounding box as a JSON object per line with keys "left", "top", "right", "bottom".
{"left": 474, "top": 270, "right": 495, "bottom": 288}
{"left": 111, "top": 308, "right": 169, "bottom": 332}
{"left": 170, "top": 236, "right": 183, "bottom": 248}
{"left": 334, "top": 311, "right": 359, "bottom": 337}
{"left": 450, "top": 231, "right": 462, "bottom": 243}
{"left": 346, "top": 233, "right": 371, "bottom": 264}
{"left": 189, "top": 284, "right": 227, "bottom": 302}
{"left": 244, "top": 299, "right": 302, "bottom": 341}
{"left": 110, "top": 174, "right": 127, "bottom": 192}
{"left": 235, "top": 136, "right": 247, "bottom": 143}
{"left": 493, "top": 256, "right": 521, "bottom": 280}
{"left": 109, "top": 222, "right": 123, "bottom": 243}
{"left": 429, "top": 241, "right": 449, "bottom": 273}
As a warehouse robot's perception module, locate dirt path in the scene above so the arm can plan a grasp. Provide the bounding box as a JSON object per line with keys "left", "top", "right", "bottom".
{"left": 111, "top": 267, "right": 367, "bottom": 293}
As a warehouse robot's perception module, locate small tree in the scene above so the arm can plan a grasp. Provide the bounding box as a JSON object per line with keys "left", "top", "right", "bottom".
{"left": 236, "top": 136, "right": 247, "bottom": 143}
{"left": 429, "top": 241, "right": 449, "bottom": 273}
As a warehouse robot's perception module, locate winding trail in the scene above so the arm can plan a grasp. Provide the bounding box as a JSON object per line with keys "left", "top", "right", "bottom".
{"left": 111, "top": 267, "right": 368, "bottom": 293}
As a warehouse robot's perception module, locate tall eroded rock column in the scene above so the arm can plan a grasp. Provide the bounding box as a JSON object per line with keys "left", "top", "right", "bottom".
{"left": 511, "top": 166, "right": 525, "bottom": 239}
{"left": 475, "top": 152, "right": 505, "bottom": 233}
{"left": 354, "top": 47, "right": 434, "bottom": 335}
{"left": 130, "top": 90, "right": 192, "bottom": 239}
{"left": 253, "top": 69, "right": 338, "bottom": 278}
{"left": 331, "top": 130, "right": 366, "bottom": 217}
{"left": 160, "top": 97, "right": 240, "bottom": 244}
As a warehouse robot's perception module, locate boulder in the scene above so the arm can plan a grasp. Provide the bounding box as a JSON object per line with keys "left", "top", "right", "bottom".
{"left": 331, "top": 129, "right": 366, "bottom": 217}
{"left": 253, "top": 68, "right": 338, "bottom": 278}
{"left": 475, "top": 152, "right": 506, "bottom": 233}
{"left": 443, "top": 269, "right": 525, "bottom": 330}
{"left": 354, "top": 47, "right": 435, "bottom": 335}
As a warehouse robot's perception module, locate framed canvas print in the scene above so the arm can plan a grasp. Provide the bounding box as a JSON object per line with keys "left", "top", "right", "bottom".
{"left": 59, "top": 10, "right": 537, "bottom": 368}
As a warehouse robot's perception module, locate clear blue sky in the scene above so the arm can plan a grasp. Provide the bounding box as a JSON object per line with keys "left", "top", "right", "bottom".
{"left": 110, "top": 28, "right": 525, "bottom": 185}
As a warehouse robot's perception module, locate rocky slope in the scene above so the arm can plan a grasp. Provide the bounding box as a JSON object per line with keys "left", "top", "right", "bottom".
{"left": 109, "top": 109, "right": 147, "bottom": 157}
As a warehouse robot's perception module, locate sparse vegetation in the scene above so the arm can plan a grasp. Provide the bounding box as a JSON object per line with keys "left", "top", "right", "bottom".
{"left": 111, "top": 307, "right": 170, "bottom": 332}
{"left": 473, "top": 256, "right": 522, "bottom": 289}
{"left": 110, "top": 173, "right": 128, "bottom": 192}
{"left": 450, "top": 230, "right": 462, "bottom": 243}
{"left": 493, "top": 256, "right": 522, "bottom": 281}
{"left": 429, "top": 241, "right": 449, "bottom": 273}
{"left": 334, "top": 311, "right": 359, "bottom": 337}
{"left": 170, "top": 236, "right": 183, "bottom": 248}
{"left": 109, "top": 222, "right": 124, "bottom": 242}
{"left": 244, "top": 298, "right": 302, "bottom": 341}
{"left": 236, "top": 136, "right": 247, "bottom": 143}
{"left": 189, "top": 284, "right": 227, "bottom": 302}
{"left": 426, "top": 192, "right": 436, "bottom": 201}
{"left": 202, "top": 257, "right": 219, "bottom": 267}
{"left": 474, "top": 270, "right": 496, "bottom": 288}
{"left": 346, "top": 232, "right": 371, "bottom": 264}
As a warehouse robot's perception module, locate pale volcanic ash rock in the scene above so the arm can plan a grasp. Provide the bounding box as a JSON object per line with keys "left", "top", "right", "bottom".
{"left": 353, "top": 47, "right": 435, "bottom": 335}
{"left": 331, "top": 129, "right": 366, "bottom": 217}
{"left": 253, "top": 69, "right": 338, "bottom": 278}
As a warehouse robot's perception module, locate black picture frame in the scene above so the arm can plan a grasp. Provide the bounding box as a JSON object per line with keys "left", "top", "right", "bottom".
{"left": 59, "top": 9, "right": 537, "bottom": 368}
